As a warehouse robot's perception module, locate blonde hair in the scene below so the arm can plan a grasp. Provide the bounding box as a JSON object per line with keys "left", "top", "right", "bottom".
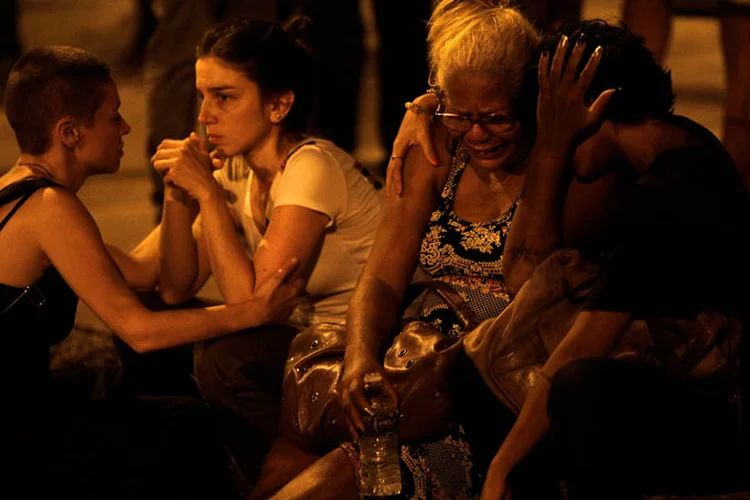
{"left": 428, "top": 0, "right": 540, "bottom": 98}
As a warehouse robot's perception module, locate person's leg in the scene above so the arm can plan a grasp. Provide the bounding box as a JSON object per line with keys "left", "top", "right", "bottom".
{"left": 548, "top": 358, "right": 748, "bottom": 500}
{"left": 293, "top": 0, "right": 363, "bottom": 153}
{"left": 455, "top": 356, "right": 563, "bottom": 499}
{"left": 10, "top": 397, "right": 238, "bottom": 499}
{"left": 622, "top": 0, "right": 673, "bottom": 65}
{"left": 517, "top": 0, "right": 581, "bottom": 32}
{"left": 719, "top": 0, "right": 750, "bottom": 189}
{"left": 113, "top": 293, "right": 208, "bottom": 397}
{"left": 267, "top": 447, "right": 359, "bottom": 500}
{"left": 373, "top": 0, "right": 431, "bottom": 160}
{"left": 193, "top": 323, "right": 300, "bottom": 484}
{"left": 250, "top": 437, "right": 322, "bottom": 499}
{"left": 0, "top": 0, "right": 21, "bottom": 97}
{"left": 144, "top": 0, "right": 218, "bottom": 220}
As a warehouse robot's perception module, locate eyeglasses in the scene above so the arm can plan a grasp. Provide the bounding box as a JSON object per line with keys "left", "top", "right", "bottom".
{"left": 434, "top": 111, "right": 517, "bottom": 135}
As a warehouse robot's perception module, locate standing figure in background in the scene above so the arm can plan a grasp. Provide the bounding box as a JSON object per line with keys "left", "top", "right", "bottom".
{"left": 0, "top": 0, "right": 21, "bottom": 98}
{"left": 286, "top": 0, "right": 431, "bottom": 168}
{"left": 623, "top": 0, "right": 750, "bottom": 187}
{"left": 139, "top": 16, "right": 385, "bottom": 488}
{"left": 519, "top": 0, "right": 583, "bottom": 32}
{"left": 1, "top": 45, "right": 301, "bottom": 499}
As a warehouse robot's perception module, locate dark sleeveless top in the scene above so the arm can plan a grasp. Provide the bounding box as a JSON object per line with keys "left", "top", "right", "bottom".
{"left": 0, "top": 178, "right": 79, "bottom": 404}
{"left": 417, "top": 147, "right": 517, "bottom": 336}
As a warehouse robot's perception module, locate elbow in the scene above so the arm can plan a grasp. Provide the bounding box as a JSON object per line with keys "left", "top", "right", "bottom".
{"left": 113, "top": 321, "right": 158, "bottom": 354}
{"left": 158, "top": 287, "right": 191, "bottom": 306}
{"left": 157, "top": 278, "right": 194, "bottom": 306}
{"left": 127, "top": 338, "right": 156, "bottom": 354}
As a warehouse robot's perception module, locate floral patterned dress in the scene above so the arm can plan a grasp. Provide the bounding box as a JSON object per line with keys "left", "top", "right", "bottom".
{"left": 417, "top": 146, "right": 517, "bottom": 336}
{"left": 343, "top": 148, "right": 518, "bottom": 499}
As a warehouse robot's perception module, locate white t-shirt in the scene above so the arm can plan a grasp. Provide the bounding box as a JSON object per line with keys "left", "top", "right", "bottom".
{"left": 213, "top": 139, "right": 384, "bottom": 327}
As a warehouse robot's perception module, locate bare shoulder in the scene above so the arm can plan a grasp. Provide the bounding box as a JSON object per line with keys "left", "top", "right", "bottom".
{"left": 29, "top": 186, "right": 100, "bottom": 236}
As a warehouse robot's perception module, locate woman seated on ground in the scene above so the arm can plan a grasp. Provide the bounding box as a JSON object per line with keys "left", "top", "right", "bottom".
{"left": 392, "top": 19, "right": 750, "bottom": 500}
{"left": 258, "top": 2, "right": 634, "bottom": 499}
{"left": 0, "top": 46, "right": 300, "bottom": 499}
{"left": 131, "top": 16, "right": 384, "bottom": 486}
{"left": 481, "top": 21, "right": 750, "bottom": 500}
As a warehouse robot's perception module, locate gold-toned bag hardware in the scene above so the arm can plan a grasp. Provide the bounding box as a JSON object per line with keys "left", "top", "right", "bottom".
{"left": 280, "top": 280, "right": 478, "bottom": 454}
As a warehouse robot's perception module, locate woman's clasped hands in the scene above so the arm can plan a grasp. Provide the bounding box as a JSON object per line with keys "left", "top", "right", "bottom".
{"left": 151, "top": 132, "right": 225, "bottom": 202}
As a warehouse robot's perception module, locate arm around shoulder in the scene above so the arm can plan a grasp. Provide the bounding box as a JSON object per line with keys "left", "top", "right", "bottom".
{"left": 346, "top": 132, "right": 450, "bottom": 358}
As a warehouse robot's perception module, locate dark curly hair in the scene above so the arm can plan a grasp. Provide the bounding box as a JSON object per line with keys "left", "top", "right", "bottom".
{"left": 539, "top": 20, "right": 675, "bottom": 124}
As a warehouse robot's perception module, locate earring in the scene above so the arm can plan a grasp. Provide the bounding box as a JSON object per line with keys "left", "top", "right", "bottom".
{"left": 276, "top": 113, "right": 282, "bottom": 120}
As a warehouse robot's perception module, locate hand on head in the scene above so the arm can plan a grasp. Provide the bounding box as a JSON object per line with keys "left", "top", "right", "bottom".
{"left": 535, "top": 35, "right": 616, "bottom": 155}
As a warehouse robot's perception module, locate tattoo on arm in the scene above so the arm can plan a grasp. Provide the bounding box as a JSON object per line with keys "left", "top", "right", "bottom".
{"left": 507, "top": 240, "right": 553, "bottom": 265}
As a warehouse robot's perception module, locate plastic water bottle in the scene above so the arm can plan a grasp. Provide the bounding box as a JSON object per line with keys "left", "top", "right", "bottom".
{"left": 358, "top": 372, "right": 402, "bottom": 497}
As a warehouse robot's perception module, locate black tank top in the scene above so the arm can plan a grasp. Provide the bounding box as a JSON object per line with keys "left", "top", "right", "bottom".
{"left": 0, "top": 178, "right": 79, "bottom": 404}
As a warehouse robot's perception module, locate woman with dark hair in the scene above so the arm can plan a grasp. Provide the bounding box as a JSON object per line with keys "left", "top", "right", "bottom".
{"left": 0, "top": 45, "right": 301, "bottom": 499}
{"left": 389, "top": 19, "right": 749, "bottom": 500}
{"left": 144, "top": 16, "right": 384, "bottom": 484}
{"left": 254, "top": 2, "right": 624, "bottom": 499}
{"left": 487, "top": 21, "right": 750, "bottom": 500}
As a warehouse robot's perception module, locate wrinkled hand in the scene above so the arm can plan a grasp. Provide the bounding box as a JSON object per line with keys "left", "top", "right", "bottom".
{"left": 535, "top": 35, "right": 616, "bottom": 155}
{"left": 481, "top": 459, "right": 511, "bottom": 500}
{"left": 385, "top": 93, "right": 440, "bottom": 198}
{"left": 247, "top": 257, "right": 304, "bottom": 325}
{"left": 152, "top": 133, "right": 220, "bottom": 202}
{"left": 340, "top": 352, "right": 399, "bottom": 438}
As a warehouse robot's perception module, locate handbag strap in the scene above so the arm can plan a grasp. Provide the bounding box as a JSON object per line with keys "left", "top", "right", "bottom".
{"left": 409, "top": 280, "right": 479, "bottom": 331}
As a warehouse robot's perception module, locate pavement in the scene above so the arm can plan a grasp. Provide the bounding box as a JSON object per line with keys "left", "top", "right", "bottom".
{"left": 0, "top": 0, "right": 732, "bottom": 338}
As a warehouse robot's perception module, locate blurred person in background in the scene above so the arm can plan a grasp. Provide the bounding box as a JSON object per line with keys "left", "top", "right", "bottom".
{"left": 0, "top": 0, "right": 21, "bottom": 99}
{"left": 623, "top": 0, "right": 750, "bottom": 187}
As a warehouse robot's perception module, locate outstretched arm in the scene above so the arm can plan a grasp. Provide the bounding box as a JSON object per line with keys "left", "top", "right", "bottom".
{"left": 106, "top": 225, "right": 160, "bottom": 291}
{"left": 480, "top": 310, "right": 632, "bottom": 499}
{"left": 35, "top": 188, "right": 302, "bottom": 352}
{"left": 342, "top": 128, "right": 451, "bottom": 434}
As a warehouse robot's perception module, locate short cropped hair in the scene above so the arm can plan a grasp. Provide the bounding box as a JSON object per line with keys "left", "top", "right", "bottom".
{"left": 428, "top": 0, "right": 540, "bottom": 100}
{"left": 3, "top": 46, "right": 112, "bottom": 155}
{"left": 542, "top": 20, "right": 675, "bottom": 124}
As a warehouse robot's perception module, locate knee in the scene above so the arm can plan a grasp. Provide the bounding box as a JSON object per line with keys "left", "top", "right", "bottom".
{"left": 193, "top": 326, "right": 298, "bottom": 401}
{"left": 193, "top": 337, "right": 241, "bottom": 401}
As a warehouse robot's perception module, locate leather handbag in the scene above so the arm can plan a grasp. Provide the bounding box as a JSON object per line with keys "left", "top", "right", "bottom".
{"left": 279, "top": 280, "right": 479, "bottom": 454}
{"left": 464, "top": 249, "right": 743, "bottom": 414}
